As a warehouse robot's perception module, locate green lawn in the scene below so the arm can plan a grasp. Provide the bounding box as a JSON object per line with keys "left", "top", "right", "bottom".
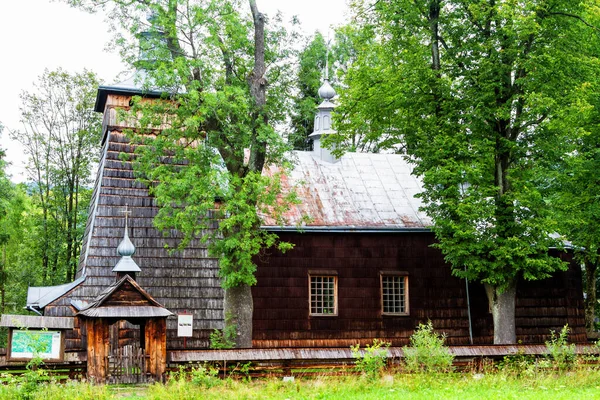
{"left": 3, "top": 369, "right": 600, "bottom": 399}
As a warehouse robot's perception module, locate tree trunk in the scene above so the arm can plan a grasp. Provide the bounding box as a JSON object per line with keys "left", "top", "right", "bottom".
{"left": 224, "top": 285, "right": 253, "bottom": 348}
{"left": 429, "top": 0, "right": 441, "bottom": 71}
{"left": 485, "top": 280, "right": 517, "bottom": 344}
{"left": 584, "top": 260, "right": 598, "bottom": 336}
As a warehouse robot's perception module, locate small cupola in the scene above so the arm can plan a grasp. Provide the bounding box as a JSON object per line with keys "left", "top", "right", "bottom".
{"left": 112, "top": 205, "right": 141, "bottom": 281}
{"left": 309, "top": 72, "right": 338, "bottom": 163}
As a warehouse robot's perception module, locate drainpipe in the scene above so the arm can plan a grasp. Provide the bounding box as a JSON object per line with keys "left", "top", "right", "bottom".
{"left": 465, "top": 273, "right": 473, "bottom": 345}
{"left": 26, "top": 305, "right": 43, "bottom": 316}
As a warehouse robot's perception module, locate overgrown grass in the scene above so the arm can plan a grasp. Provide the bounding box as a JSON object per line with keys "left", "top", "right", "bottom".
{"left": 3, "top": 368, "right": 600, "bottom": 399}
{"left": 144, "top": 369, "right": 600, "bottom": 399}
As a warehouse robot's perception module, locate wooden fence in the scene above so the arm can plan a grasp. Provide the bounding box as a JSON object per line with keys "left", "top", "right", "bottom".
{"left": 106, "top": 344, "right": 149, "bottom": 384}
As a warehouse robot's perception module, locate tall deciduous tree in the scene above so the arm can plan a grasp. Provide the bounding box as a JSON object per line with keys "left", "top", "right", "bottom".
{"left": 546, "top": 80, "right": 600, "bottom": 335}
{"left": 0, "top": 127, "right": 16, "bottom": 313}
{"left": 67, "top": 0, "right": 298, "bottom": 347}
{"left": 334, "top": 1, "right": 600, "bottom": 343}
{"left": 10, "top": 69, "right": 101, "bottom": 283}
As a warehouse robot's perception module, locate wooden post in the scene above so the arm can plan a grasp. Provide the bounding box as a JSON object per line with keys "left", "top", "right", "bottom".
{"left": 86, "top": 318, "right": 109, "bottom": 383}
{"left": 145, "top": 318, "right": 167, "bottom": 381}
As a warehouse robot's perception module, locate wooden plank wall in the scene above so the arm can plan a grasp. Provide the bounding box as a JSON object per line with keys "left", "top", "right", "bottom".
{"left": 145, "top": 318, "right": 167, "bottom": 381}
{"left": 85, "top": 319, "right": 109, "bottom": 383}
{"left": 44, "top": 123, "right": 224, "bottom": 350}
{"left": 252, "top": 231, "right": 586, "bottom": 347}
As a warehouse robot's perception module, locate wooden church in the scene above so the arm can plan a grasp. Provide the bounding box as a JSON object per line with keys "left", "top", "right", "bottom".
{"left": 15, "top": 67, "right": 586, "bottom": 379}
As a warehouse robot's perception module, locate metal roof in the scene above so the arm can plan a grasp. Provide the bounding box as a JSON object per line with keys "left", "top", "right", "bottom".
{"left": 262, "top": 151, "right": 432, "bottom": 229}
{"left": 26, "top": 276, "right": 86, "bottom": 309}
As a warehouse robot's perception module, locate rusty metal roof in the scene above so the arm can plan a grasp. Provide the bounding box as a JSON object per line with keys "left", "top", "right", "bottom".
{"left": 262, "top": 151, "right": 431, "bottom": 229}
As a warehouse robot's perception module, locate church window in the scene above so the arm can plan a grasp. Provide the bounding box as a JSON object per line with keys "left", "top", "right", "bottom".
{"left": 309, "top": 274, "right": 337, "bottom": 316}
{"left": 381, "top": 274, "right": 409, "bottom": 315}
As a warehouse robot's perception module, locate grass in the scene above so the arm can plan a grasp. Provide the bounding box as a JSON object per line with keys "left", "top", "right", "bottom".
{"left": 3, "top": 368, "right": 600, "bottom": 399}
{"left": 142, "top": 370, "right": 600, "bottom": 400}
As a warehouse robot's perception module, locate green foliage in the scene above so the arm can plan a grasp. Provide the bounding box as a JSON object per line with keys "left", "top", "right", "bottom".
{"left": 334, "top": 0, "right": 600, "bottom": 342}
{"left": 168, "top": 364, "right": 221, "bottom": 392}
{"left": 9, "top": 68, "right": 101, "bottom": 284}
{"left": 0, "top": 328, "right": 52, "bottom": 400}
{"left": 210, "top": 312, "right": 237, "bottom": 349}
{"left": 403, "top": 321, "right": 454, "bottom": 373}
{"left": 289, "top": 32, "right": 329, "bottom": 150}
{"left": 351, "top": 339, "right": 390, "bottom": 380}
{"left": 189, "top": 364, "right": 221, "bottom": 388}
{"left": 545, "top": 324, "right": 577, "bottom": 371}
{"left": 238, "top": 361, "right": 252, "bottom": 382}
{"left": 497, "top": 350, "right": 538, "bottom": 378}
{"left": 141, "top": 369, "right": 600, "bottom": 400}
{"left": 0, "top": 379, "right": 113, "bottom": 400}
{"left": 65, "top": 0, "right": 305, "bottom": 347}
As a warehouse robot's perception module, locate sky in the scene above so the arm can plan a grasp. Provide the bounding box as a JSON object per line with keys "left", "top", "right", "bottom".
{"left": 0, "top": 0, "right": 350, "bottom": 182}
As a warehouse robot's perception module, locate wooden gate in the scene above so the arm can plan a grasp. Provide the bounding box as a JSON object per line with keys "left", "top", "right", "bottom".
{"left": 106, "top": 343, "right": 149, "bottom": 384}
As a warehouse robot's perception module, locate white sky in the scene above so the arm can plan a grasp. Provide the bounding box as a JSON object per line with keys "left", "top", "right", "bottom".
{"left": 0, "top": 0, "right": 350, "bottom": 182}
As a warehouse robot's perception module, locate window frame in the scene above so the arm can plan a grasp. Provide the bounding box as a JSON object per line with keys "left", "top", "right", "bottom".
{"left": 308, "top": 271, "right": 338, "bottom": 317}
{"left": 380, "top": 272, "right": 409, "bottom": 316}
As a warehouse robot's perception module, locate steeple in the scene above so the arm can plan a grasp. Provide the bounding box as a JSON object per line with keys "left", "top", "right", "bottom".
{"left": 308, "top": 70, "right": 338, "bottom": 163}
{"left": 112, "top": 205, "right": 141, "bottom": 280}
{"left": 94, "top": 11, "right": 168, "bottom": 114}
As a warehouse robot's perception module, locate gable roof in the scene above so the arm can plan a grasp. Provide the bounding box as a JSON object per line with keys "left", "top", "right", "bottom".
{"left": 263, "top": 151, "right": 431, "bottom": 230}
{"left": 77, "top": 274, "right": 172, "bottom": 318}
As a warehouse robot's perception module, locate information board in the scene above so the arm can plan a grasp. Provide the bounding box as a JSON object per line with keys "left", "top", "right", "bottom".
{"left": 10, "top": 330, "right": 61, "bottom": 359}
{"left": 177, "top": 314, "right": 193, "bottom": 337}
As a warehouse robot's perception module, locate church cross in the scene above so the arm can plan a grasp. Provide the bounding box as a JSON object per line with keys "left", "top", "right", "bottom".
{"left": 120, "top": 204, "right": 132, "bottom": 228}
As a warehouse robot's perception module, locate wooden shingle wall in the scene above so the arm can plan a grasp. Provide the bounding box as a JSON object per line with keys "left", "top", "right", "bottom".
{"left": 44, "top": 119, "right": 224, "bottom": 350}
{"left": 252, "top": 231, "right": 586, "bottom": 347}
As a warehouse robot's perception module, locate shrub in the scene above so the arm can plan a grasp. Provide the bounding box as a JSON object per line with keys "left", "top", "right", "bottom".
{"left": 403, "top": 321, "right": 454, "bottom": 373}
{"left": 545, "top": 324, "right": 576, "bottom": 371}
{"left": 190, "top": 364, "right": 221, "bottom": 388}
{"left": 351, "top": 339, "right": 390, "bottom": 380}
{"left": 498, "top": 349, "right": 538, "bottom": 377}
{"left": 210, "top": 312, "right": 237, "bottom": 349}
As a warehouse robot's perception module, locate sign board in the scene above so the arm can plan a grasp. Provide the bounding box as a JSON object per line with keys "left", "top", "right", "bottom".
{"left": 177, "top": 314, "right": 193, "bottom": 337}
{"left": 10, "top": 330, "right": 62, "bottom": 360}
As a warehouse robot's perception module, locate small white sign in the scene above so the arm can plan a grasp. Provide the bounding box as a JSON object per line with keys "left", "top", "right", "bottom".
{"left": 177, "top": 314, "right": 193, "bottom": 337}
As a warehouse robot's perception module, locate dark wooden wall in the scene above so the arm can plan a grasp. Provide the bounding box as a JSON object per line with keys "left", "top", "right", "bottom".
{"left": 252, "top": 231, "right": 586, "bottom": 347}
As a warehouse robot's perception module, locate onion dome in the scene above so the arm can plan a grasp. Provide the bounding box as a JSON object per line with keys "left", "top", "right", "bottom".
{"left": 117, "top": 228, "right": 135, "bottom": 257}
{"left": 112, "top": 206, "right": 141, "bottom": 274}
{"left": 318, "top": 79, "right": 336, "bottom": 101}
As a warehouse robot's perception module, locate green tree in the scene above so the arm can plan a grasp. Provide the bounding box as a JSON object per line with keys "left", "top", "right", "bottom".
{"left": 547, "top": 82, "right": 600, "bottom": 335}
{"left": 334, "top": 1, "right": 600, "bottom": 343}
{"left": 289, "top": 32, "right": 329, "bottom": 150}
{"left": 289, "top": 27, "right": 382, "bottom": 153}
{"left": 10, "top": 69, "right": 101, "bottom": 283}
{"left": 0, "top": 127, "right": 16, "bottom": 313}
{"left": 67, "top": 0, "right": 299, "bottom": 347}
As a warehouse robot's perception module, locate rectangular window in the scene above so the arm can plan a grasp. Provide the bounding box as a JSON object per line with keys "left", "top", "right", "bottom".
{"left": 309, "top": 275, "right": 337, "bottom": 316}
{"left": 381, "top": 274, "right": 409, "bottom": 315}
